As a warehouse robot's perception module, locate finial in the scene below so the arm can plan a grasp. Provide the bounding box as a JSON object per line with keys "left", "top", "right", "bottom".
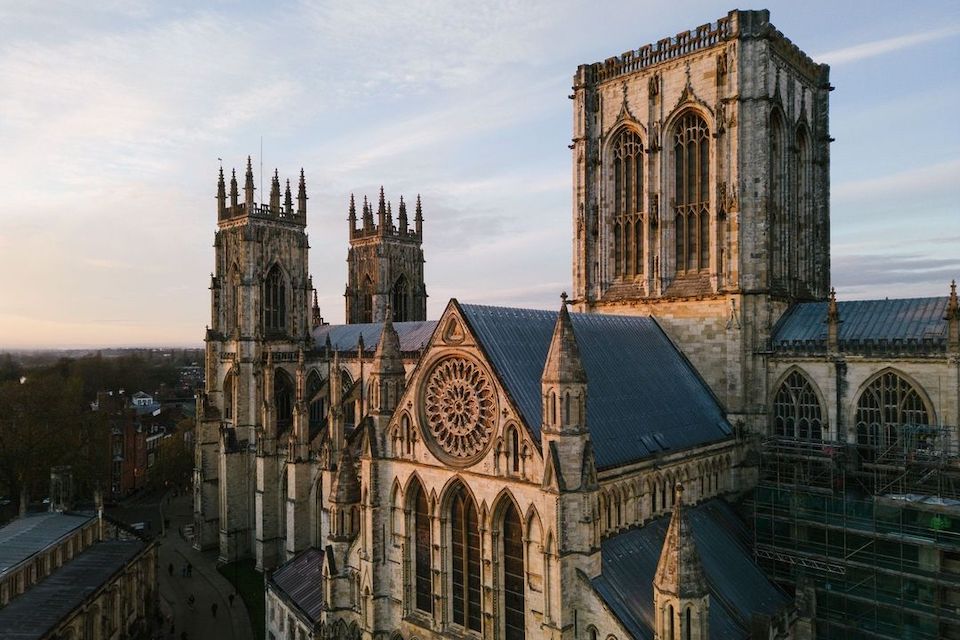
{"left": 297, "top": 168, "right": 307, "bottom": 216}
{"left": 674, "top": 481, "right": 684, "bottom": 505}
{"left": 398, "top": 195, "right": 408, "bottom": 233}
{"left": 284, "top": 179, "right": 293, "bottom": 214}
{"left": 244, "top": 156, "right": 255, "bottom": 206}
{"left": 415, "top": 193, "right": 423, "bottom": 237}
{"left": 229, "top": 168, "right": 239, "bottom": 208}
{"left": 560, "top": 291, "right": 568, "bottom": 305}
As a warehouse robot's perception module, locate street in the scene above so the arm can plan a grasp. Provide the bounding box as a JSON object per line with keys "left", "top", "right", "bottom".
{"left": 109, "top": 492, "right": 255, "bottom": 640}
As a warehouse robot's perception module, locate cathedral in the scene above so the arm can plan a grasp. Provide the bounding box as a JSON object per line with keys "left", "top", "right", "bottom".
{"left": 193, "top": 9, "right": 960, "bottom": 640}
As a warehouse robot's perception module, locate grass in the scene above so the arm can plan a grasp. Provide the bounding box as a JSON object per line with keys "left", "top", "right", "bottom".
{"left": 218, "top": 559, "right": 265, "bottom": 640}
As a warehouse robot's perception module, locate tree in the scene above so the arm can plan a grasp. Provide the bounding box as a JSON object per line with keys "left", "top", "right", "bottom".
{"left": 148, "top": 417, "right": 195, "bottom": 492}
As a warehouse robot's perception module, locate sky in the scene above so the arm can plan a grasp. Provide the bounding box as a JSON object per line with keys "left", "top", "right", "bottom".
{"left": 0, "top": 0, "right": 958, "bottom": 348}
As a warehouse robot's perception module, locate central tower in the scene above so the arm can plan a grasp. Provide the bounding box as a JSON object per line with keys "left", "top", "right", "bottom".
{"left": 570, "top": 10, "right": 831, "bottom": 424}
{"left": 344, "top": 188, "right": 427, "bottom": 324}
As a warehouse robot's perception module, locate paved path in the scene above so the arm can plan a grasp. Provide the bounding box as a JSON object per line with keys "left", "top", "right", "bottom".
{"left": 112, "top": 492, "right": 255, "bottom": 640}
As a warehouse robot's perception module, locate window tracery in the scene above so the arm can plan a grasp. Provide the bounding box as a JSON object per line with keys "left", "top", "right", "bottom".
{"left": 450, "top": 485, "right": 481, "bottom": 632}
{"left": 501, "top": 500, "right": 525, "bottom": 640}
{"left": 263, "top": 265, "right": 287, "bottom": 332}
{"left": 772, "top": 370, "right": 824, "bottom": 440}
{"left": 673, "top": 112, "right": 710, "bottom": 274}
{"left": 410, "top": 480, "right": 432, "bottom": 614}
{"left": 611, "top": 129, "right": 644, "bottom": 278}
{"left": 856, "top": 371, "right": 931, "bottom": 460}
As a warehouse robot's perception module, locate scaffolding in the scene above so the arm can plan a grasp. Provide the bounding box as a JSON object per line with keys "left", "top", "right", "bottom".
{"left": 751, "top": 425, "right": 960, "bottom": 640}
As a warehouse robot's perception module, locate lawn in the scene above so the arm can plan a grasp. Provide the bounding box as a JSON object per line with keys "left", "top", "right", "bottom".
{"left": 218, "top": 559, "right": 265, "bottom": 640}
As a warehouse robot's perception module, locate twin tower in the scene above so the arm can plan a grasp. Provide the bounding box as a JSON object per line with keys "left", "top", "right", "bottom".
{"left": 210, "top": 157, "right": 426, "bottom": 346}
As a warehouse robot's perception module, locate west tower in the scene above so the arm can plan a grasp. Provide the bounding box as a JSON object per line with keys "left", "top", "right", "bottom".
{"left": 571, "top": 10, "right": 831, "bottom": 427}
{"left": 344, "top": 188, "right": 427, "bottom": 324}
{"left": 195, "top": 158, "right": 315, "bottom": 567}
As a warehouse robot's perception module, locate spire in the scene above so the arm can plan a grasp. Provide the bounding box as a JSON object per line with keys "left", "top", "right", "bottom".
{"left": 377, "top": 186, "right": 387, "bottom": 232}
{"left": 312, "top": 289, "right": 324, "bottom": 328}
{"left": 373, "top": 306, "right": 404, "bottom": 374}
{"left": 284, "top": 179, "right": 293, "bottom": 215}
{"left": 244, "top": 156, "right": 255, "bottom": 206}
{"left": 387, "top": 200, "right": 394, "bottom": 232}
{"left": 330, "top": 447, "right": 360, "bottom": 505}
{"left": 415, "top": 193, "right": 423, "bottom": 238}
{"left": 348, "top": 193, "right": 357, "bottom": 235}
{"left": 296, "top": 168, "right": 307, "bottom": 216}
{"left": 542, "top": 293, "right": 587, "bottom": 385}
{"left": 217, "top": 166, "right": 226, "bottom": 217}
{"left": 363, "top": 195, "right": 374, "bottom": 232}
{"left": 398, "top": 195, "right": 408, "bottom": 233}
{"left": 229, "top": 168, "right": 238, "bottom": 209}
{"left": 654, "top": 483, "right": 707, "bottom": 598}
{"left": 269, "top": 169, "right": 281, "bottom": 213}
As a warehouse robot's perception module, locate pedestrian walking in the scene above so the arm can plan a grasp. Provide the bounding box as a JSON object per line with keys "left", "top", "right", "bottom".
{"left": 186, "top": 562, "right": 193, "bottom": 577}
{"left": 167, "top": 562, "right": 173, "bottom": 577}
{"left": 228, "top": 592, "right": 235, "bottom": 607}
{"left": 187, "top": 594, "right": 195, "bottom": 610}
{"left": 211, "top": 602, "right": 218, "bottom": 618}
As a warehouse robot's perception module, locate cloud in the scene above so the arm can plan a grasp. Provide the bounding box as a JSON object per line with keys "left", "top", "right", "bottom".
{"left": 832, "top": 159, "right": 960, "bottom": 204}
{"left": 816, "top": 25, "right": 960, "bottom": 66}
{"left": 832, "top": 253, "right": 960, "bottom": 296}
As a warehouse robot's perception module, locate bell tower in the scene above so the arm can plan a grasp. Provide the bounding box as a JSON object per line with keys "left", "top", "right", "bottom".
{"left": 345, "top": 188, "right": 427, "bottom": 324}
{"left": 194, "top": 156, "right": 314, "bottom": 566}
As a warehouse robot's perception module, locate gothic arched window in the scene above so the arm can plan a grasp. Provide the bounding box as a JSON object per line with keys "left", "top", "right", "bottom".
{"left": 501, "top": 500, "right": 525, "bottom": 640}
{"left": 611, "top": 129, "right": 644, "bottom": 279}
{"left": 772, "top": 370, "right": 824, "bottom": 440}
{"left": 274, "top": 369, "right": 294, "bottom": 434}
{"left": 410, "top": 479, "right": 432, "bottom": 614}
{"left": 360, "top": 276, "right": 374, "bottom": 324}
{"left": 223, "top": 371, "right": 235, "bottom": 421}
{"left": 855, "top": 371, "right": 931, "bottom": 460}
{"left": 673, "top": 112, "right": 710, "bottom": 273}
{"left": 450, "top": 485, "right": 481, "bottom": 632}
{"left": 263, "top": 265, "right": 287, "bottom": 332}
{"left": 393, "top": 275, "right": 409, "bottom": 322}
{"left": 307, "top": 371, "right": 324, "bottom": 430}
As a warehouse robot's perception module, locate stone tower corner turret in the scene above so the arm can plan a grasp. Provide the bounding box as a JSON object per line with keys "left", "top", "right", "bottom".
{"left": 653, "top": 483, "right": 709, "bottom": 640}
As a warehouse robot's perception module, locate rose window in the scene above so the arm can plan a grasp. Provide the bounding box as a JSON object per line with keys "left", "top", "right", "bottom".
{"left": 423, "top": 357, "right": 497, "bottom": 462}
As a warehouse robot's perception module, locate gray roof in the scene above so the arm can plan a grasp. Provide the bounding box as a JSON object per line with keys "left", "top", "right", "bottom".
{"left": 312, "top": 320, "right": 436, "bottom": 354}
{"left": 459, "top": 303, "right": 731, "bottom": 469}
{"left": 0, "top": 512, "right": 94, "bottom": 576}
{"left": 269, "top": 548, "right": 325, "bottom": 623}
{"left": 0, "top": 539, "right": 146, "bottom": 639}
{"left": 773, "top": 296, "right": 950, "bottom": 353}
{"left": 592, "top": 499, "right": 790, "bottom": 640}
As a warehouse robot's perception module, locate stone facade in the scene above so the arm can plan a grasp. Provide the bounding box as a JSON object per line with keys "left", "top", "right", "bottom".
{"left": 194, "top": 9, "right": 958, "bottom": 640}
{"left": 571, "top": 9, "right": 830, "bottom": 429}
{"left": 345, "top": 189, "right": 426, "bottom": 324}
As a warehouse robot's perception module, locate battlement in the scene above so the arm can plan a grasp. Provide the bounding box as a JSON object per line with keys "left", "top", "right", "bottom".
{"left": 348, "top": 187, "right": 422, "bottom": 243}
{"left": 216, "top": 157, "right": 308, "bottom": 228}
{"left": 574, "top": 9, "right": 825, "bottom": 87}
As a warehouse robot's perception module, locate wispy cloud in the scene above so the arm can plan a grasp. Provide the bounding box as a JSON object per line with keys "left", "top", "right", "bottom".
{"left": 832, "top": 158, "right": 960, "bottom": 203}
{"left": 817, "top": 25, "right": 960, "bottom": 65}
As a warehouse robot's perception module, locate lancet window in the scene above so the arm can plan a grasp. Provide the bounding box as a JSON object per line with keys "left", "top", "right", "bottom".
{"left": 410, "top": 480, "right": 432, "bottom": 614}
{"left": 772, "top": 370, "right": 824, "bottom": 440}
{"left": 501, "top": 501, "right": 525, "bottom": 640}
{"left": 263, "top": 265, "right": 287, "bottom": 332}
{"left": 450, "top": 485, "right": 481, "bottom": 632}
{"left": 673, "top": 112, "right": 710, "bottom": 274}
{"left": 611, "top": 129, "right": 644, "bottom": 278}
{"left": 393, "top": 275, "right": 409, "bottom": 322}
